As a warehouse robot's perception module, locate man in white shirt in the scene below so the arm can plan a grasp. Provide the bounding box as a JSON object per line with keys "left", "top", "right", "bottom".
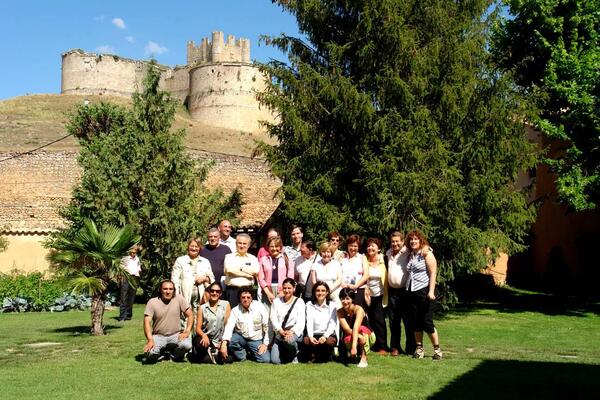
{"left": 386, "top": 231, "right": 416, "bottom": 356}
{"left": 218, "top": 220, "right": 237, "bottom": 252}
{"left": 119, "top": 245, "right": 141, "bottom": 321}
{"left": 220, "top": 287, "right": 271, "bottom": 363}
{"left": 223, "top": 233, "right": 260, "bottom": 307}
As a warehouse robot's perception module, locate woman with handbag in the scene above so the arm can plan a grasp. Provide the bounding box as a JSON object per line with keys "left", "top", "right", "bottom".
{"left": 270, "top": 278, "right": 306, "bottom": 364}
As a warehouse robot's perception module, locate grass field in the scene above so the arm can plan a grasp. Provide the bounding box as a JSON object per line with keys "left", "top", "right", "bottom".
{"left": 1, "top": 296, "right": 598, "bottom": 400}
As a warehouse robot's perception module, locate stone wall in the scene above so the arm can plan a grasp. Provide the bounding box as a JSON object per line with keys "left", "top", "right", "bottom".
{"left": 0, "top": 150, "right": 280, "bottom": 272}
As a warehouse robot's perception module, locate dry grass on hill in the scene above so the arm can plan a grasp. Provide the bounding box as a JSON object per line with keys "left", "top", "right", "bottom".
{"left": 0, "top": 94, "right": 276, "bottom": 157}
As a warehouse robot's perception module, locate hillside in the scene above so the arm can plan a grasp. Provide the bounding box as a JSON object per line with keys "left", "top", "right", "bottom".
{"left": 0, "top": 94, "right": 276, "bottom": 157}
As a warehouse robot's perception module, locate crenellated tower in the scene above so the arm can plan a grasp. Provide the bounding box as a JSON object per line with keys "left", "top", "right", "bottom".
{"left": 187, "top": 31, "right": 251, "bottom": 65}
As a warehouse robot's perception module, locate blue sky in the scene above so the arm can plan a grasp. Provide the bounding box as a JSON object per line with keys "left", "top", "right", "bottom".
{"left": 0, "top": 1, "right": 299, "bottom": 100}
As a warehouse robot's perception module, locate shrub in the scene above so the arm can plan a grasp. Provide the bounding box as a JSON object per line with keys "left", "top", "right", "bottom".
{"left": 0, "top": 271, "right": 70, "bottom": 311}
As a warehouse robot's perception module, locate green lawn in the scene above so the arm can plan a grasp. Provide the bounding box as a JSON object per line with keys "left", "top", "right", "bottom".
{"left": 0, "top": 303, "right": 598, "bottom": 400}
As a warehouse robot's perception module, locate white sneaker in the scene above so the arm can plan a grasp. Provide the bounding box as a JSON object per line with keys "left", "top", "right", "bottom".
{"left": 292, "top": 357, "right": 299, "bottom": 364}
{"left": 357, "top": 359, "right": 368, "bottom": 368}
{"left": 413, "top": 346, "right": 425, "bottom": 359}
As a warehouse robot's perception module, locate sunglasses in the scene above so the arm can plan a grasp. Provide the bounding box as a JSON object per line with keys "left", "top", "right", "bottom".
{"left": 330, "top": 238, "right": 340, "bottom": 242}
{"left": 209, "top": 289, "right": 222, "bottom": 294}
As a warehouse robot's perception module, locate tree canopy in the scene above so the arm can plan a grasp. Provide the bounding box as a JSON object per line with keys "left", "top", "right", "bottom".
{"left": 50, "top": 64, "right": 241, "bottom": 297}
{"left": 493, "top": 0, "right": 600, "bottom": 210}
{"left": 258, "top": 0, "right": 538, "bottom": 288}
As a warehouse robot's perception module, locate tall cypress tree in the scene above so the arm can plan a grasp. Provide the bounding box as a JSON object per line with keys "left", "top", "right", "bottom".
{"left": 51, "top": 64, "right": 241, "bottom": 297}
{"left": 258, "top": 0, "right": 538, "bottom": 288}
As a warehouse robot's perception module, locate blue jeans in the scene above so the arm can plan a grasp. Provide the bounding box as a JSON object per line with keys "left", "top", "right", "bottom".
{"left": 271, "top": 333, "right": 302, "bottom": 364}
{"left": 228, "top": 332, "right": 271, "bottom": 363}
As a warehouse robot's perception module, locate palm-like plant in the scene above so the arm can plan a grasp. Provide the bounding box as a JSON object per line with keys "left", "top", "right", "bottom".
{"left": 48, "top": 219, "right": 140, "bottom": 335}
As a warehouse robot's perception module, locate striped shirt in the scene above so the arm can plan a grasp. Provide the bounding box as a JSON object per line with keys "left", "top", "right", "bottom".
{"left": 406, "top": 252, "right": 429, "bottom": 292}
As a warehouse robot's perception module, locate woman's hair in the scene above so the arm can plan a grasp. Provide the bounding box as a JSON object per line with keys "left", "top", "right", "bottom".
{"left": 318, "top": 241, "right": 332, "bottom": 255}
{"left": 302, "top": 239, "right": 316, "bottom": 252}
{"left": 405, "top": 230, "right": 429, "bottom": 250}
{"left": 328, "top": 231, "right": 342, "bottom": 241}
{"left": 267, "top": 236, "right": 283, "bottom": 248}
{"left": 282, "top": 277, "right": 297, "bottom": 287}
{"left": 366, "top": 237, "right": 382, "bottom": 249}
{"left": 311, "top": 281, "right": 331, "bottom": 303}
{"left": 187, "top": 237, "right": 203, "bottom": 249}
{"left": 338, "top": 287, "right": 356, "bottom": 301}
{"left": 346, "top": 234, "right": 361, "bottom": 246}
{"left": 207, "top": 282, "right": 221, "bottom": 292}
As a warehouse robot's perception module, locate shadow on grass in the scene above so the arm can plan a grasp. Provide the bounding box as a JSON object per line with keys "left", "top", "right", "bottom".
{"left": 430, "top": 360, "right": 599, "bottom": 399}
{"left": 51, "top": 325, "right": 121, "bottom": 336}
{"left": 450, "top": 274, "right": 600, "bottom": 317}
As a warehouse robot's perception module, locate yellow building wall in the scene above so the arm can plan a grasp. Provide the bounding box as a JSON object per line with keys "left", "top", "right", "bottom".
{"left": 0, "top": 234, "right": 50, "bottom": 273}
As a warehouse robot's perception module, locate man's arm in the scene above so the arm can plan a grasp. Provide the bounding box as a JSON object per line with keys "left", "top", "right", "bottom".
{"left": 179, "top": 307, "right": 193, "bottom": 340}
{"left": 143, "top": 315, "right": 154, "bottom": 353}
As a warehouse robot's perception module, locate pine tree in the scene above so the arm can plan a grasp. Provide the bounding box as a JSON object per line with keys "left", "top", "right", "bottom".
{"left": 258, "top": 0, "right": 538, "bottom": 288}
{"left": 50, "top": 63, "right": 241, "bottom": 296}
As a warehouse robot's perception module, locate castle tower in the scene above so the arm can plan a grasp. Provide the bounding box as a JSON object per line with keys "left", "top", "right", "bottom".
{"left": 187, "top": 31, "right": 275, "bottom": 133}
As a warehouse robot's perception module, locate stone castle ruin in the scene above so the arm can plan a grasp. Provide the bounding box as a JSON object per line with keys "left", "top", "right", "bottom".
{"left": 61, "top": 31, "right": 273, "bottom": 133}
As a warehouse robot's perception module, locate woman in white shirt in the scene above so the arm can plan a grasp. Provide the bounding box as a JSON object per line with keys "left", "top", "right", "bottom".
{"left": 300, "top": 281, "right": 338, "bottom": 363}
{"left": 311, "top": 242, "right": 342, "bottom": 306}
{"left": 340, "top": 234, "right": 369, "bottom": 308}
{"left": 270, "top": 278, "right": 306, "bottom": 364}
{"left": 171, "top": 238, "right": 214, "bottom": 311}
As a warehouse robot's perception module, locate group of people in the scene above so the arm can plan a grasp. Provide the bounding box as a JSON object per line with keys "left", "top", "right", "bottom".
{"left": 140, "top": 220, "right": 443, "bottom": 367}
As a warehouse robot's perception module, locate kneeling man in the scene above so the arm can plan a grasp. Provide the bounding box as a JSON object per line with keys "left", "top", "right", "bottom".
{"left": 220, "top": 286, "right": 270, "bottom": 363}
{"left": 143, "top": 280, "right": 193, "bottom": 363}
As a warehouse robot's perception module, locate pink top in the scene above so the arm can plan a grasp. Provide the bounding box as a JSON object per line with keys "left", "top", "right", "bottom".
{"left": 258, "top": 254, "right": 295, "bottom": 293}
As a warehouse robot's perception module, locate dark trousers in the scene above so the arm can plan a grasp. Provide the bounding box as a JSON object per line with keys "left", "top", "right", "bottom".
{"left": 367, "top": 295, "right": 388, "bottom": 351}
{"left": 225, "top": 285, "right": 240, "bottom": 308}
{"left": 299, "top": 334, "right": 337, "bottom": 363}
{"left": 119, "top": 277, "right": 136, "bottom": 320}
{"left": 192, "top": 336, "right": 233, "bottom": 364}
{"left": 388, "top": 287, "right": 416, "bottom": 354}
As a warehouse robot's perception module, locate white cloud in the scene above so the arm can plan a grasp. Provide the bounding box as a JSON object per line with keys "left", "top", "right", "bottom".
{"left": 93, "top": 15, "right": 105, "bottom": 22}
{"left": 144, "top": 41, "right": 168, "bottom": 56}
{"left": 95, "top": 45, "right": 115, "bottom": 54}
{"left": 125, "top": 36, "right": 135, "bottom": 44}
{"left": 112, "top": 17, "right": 126, "bottom": 29}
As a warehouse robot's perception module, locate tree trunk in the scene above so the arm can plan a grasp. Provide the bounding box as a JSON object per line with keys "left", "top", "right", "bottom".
{"left": 90, "top": 294, "right": 105, "bottom": 336}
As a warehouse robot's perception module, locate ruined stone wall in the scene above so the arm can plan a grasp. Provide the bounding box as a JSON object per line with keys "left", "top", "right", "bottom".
{"left": 61, "top": 50, "right": 188, "bottom": 101}
{"left": 162, "top": 65, "right": 190, "bottom": 103}
{"left": 188, "top": 63, "right": 274, "bottom": 132}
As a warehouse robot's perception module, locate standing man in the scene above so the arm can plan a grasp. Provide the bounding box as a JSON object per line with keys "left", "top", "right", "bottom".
{"left": 223, "top": 233, "right": 260, "bottom": 307}
{"left": 220, "top": 286, "right": 271, "bottom": 363}
{"left": 201, "top": 227, "right": 232, "bottom": 287}
{"left": 119, "top": 245, "right": 141, "bottom": 321}
{"left": 386, "top": 231, "right": 415, "bottom": 356}
{"left": 218, "top": 220, "right": 237, "bottom": 252}
{"left": 284, "top": 225, "right": 304, "bottom": 261}
{"left": 143, "top": 280, "right": 193, "bottom": 363}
